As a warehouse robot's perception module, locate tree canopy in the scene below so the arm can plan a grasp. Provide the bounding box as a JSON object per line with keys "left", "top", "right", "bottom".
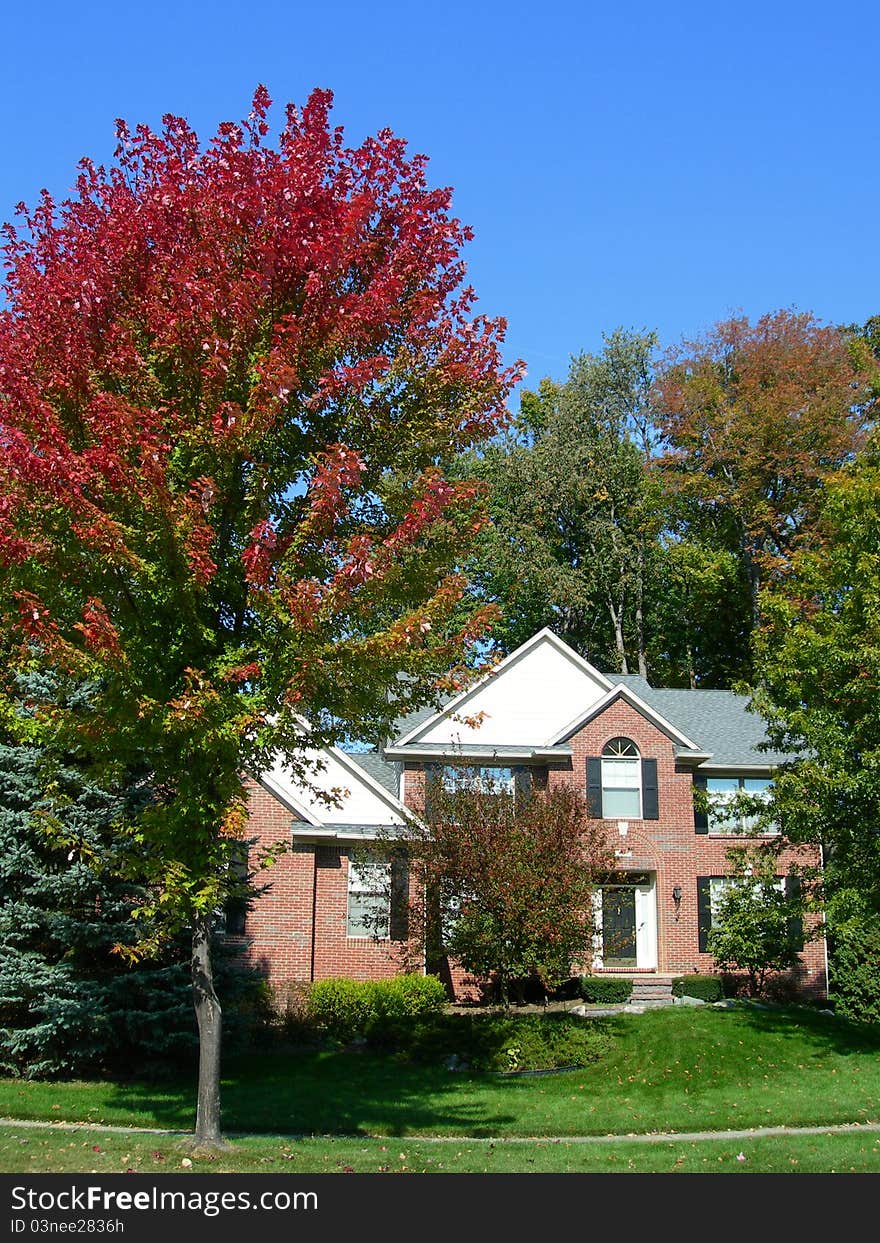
{"left": 0, "top": 87, "right": 518, "bottom": 1141}
{"left": 752, "top": 442, "right": 880, "bottom": 912}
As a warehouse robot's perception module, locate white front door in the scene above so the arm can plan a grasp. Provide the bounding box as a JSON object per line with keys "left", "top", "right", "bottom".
{"left": 592, "top": 875, "right": 657, "bottom": 970}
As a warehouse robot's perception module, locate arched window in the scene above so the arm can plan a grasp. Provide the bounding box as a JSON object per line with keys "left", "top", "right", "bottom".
{"left": 601, "top": 737, "right": 641, "bottom": 818}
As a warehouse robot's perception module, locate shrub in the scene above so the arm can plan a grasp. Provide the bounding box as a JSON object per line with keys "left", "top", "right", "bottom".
{"left": 671, "top": 974, "right": 724, "bottom": 1003}
{"left": 308, "top": 974, "right": 447, "bottom": 1041}
{"left": 579, "top": 977, "right": 632, "bottom": 1004}
{"left": 829, "top": 924, "right": 880, "bottom": 1024}
{"left": 308, "top": 978, "right": 376, "bottom": 1042}
{"left": 370, "top": 974, "right": 447, "bottom": 1021}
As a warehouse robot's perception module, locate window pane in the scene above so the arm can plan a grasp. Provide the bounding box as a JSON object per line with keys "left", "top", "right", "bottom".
{"left": 707, "top": 778, "right": 738, "bottom": 833}
{"left": 602, "top": 787, "right": 641, "bottom": 817}
{"left": 348, "top": 853, "right": 390, "bottom": 937}
{"left": 741, "top": 778, "right": 773, "bottom": 833}
{"left": 743, "top": 779, "right": 771, "bottom": 795}
{"left": 709, "top": 877, "right": 734, "bottom": 921}
{"left": 603, "top": 737, "right": 639, "bottom": 758}
{"left": 442, "top": 766, "right": 514, "bottom": 794}
{"left": 602, "top": 758, "right": 640, "bottom": 788}
{"left": 347, "top": 890, "right": 389, "bottom": 938}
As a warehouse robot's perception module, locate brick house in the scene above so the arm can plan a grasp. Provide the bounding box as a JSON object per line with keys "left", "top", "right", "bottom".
{"left": 236, "top": 628, "right": 827, "bottom": 1001}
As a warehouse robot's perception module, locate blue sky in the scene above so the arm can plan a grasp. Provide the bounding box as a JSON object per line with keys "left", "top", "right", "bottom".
{"left": 2, "top": 1, "right": 876, "bottom": 398}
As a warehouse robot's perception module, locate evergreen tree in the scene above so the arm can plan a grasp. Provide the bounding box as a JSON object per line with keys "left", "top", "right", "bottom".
{"left": 0, "top": 672, "right": 262, "bottom": 1078}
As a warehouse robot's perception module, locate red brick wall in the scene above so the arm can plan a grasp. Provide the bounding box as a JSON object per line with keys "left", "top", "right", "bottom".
{"left": 548, "top": 699, "right": 826, "bottom": 996}
{"left": 235, "top": 778, "right": 420, "bottom": 1009}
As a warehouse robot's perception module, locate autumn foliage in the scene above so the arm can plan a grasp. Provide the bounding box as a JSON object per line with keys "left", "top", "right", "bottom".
{"left": 0, "top": 86, "right": 518, "bottom": 874}
{"left": 0, "top": 88, "right": 518, "bottom": 1139}
{"left": 408, "top": 780, "right": 612, "bottom": 1003}
{"left": 655, "top": 310, "right": 871, "bottom": 613}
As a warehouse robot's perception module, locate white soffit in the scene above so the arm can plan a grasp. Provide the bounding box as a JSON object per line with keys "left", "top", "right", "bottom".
{"left": 260, "top": 747, "right": 406, "bottom": 827}
{"left": 399, "top": 628, "right": 614, "bottom": 748}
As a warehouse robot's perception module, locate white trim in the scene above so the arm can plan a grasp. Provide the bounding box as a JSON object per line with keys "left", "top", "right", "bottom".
{"left": 255, "top": 772, "right": 323, "bottom": 824}
{"left": 697, "top": 764, "right": 780, "bottom": 774}
{"left": 393, "top": 628, "right": 615, "bottom": 747}
{"left": 383, "top": 745, "right": 572, "bottom": 761}
{"left": 550, "top": 684, "right": 701, "bottom": 751}
{"left": 635, "top": 880, "right": 658, "bottom": 970}
{"left": 256, "top": 745, "right": 409, "bottom": 828}
{"left": 592, "top": 875, "right": 658, "bottom": 970}
{"left": 326, "top": 745, "right": 410, "bottom": 822}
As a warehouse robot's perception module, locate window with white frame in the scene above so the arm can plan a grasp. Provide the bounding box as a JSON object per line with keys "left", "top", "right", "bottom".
{"left": 601, "top": 738, "right": 641, "bottom": 818}
{"left": 441, "top": 765, "right": 515, "bottom": 795}
{"left": 346, "top": 854, "right": 390, "bottom": 938}
{"left": 709, "top": 874, "right": 785, "bottom": 922}
{"left": 707, "top": 776, "right": 775, "bottom": 835}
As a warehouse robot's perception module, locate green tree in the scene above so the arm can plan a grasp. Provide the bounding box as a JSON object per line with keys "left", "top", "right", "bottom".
{"left": 647, "top": 538, "right": 751, "bottom": 688}
{"left": 752, "top": 442, "right": 880, "bottom": 911}
{"left": 463, "top": 329, "right": 662, "bottom": 673}
{"left": 824, "top": 889, "right": 880, "bottom": 1024}
{"left": 0, "top": 671, "right": 265, "bottom": 1077}
{"left": 706, "top": 849, "right": 805, "bottom": 997}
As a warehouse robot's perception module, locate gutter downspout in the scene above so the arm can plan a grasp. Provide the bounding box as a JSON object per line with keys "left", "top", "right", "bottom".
{"left": 310, "top": 845, "right": 319, "bottom": 983}
{"left": 819, "top": 843, "right": 830, "bottom": 999}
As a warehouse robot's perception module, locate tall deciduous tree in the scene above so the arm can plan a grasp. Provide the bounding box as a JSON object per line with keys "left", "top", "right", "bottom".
{"left": 0, "top": 89, "right": 517, "bottom": 1142}
{"left": 462, "top": 329, "right": 662, "bottom": 673}
{"left": 655, "top": 310, "right": 871, "bottom": 625}
{"left": 752, "top": 442, "right": 880, "bottom": 912}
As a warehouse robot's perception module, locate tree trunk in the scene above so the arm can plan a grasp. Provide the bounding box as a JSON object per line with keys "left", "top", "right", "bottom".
{"left": 635, "top": 544, "right": 648, "bottom": 679}
{"left": 192, "top": 909, "right": 223, "bottom": 1146}
{"left": 608, "top": 600, "right": 628, "bottom": 674}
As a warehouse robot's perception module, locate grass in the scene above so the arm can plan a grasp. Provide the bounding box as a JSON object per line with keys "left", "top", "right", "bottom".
{"left": 3, "top": 1122, "right": 880, "bottom": 1174}
{"left": 2, "top": 1006, "right": 880, "bottom": 1145}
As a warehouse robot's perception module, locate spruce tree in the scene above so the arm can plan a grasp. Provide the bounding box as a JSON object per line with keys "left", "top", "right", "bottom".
{"left": 0, "top": 672, "right": 259, "bottom": 1078}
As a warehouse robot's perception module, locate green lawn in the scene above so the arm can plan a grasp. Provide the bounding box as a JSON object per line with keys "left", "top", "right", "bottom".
{"left": 3, "top": 1123, "right": 880, "bottom": 1174}
{"left": 2, "top": 1007, "right": 879, "bottom": 1144}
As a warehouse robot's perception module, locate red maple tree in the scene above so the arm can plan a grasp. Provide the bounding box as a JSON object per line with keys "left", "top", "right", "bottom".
{"left": 0, "top": 88, "right": 519, "bottom": 1142}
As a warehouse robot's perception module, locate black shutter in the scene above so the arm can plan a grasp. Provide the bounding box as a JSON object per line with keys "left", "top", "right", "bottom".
{"left": 223, "top": 842, "right": 250, "bottom": 935}
{"left": 514, "top": 765, "right": 531, "bottom": 803}
{"left": 586, "top": 758, "right": 603, "bottom": 818}
{"left": 785, "top": 875, "right": 804, "bottom": 951}
{"left": 642, "top": 758, "right": 659, "bottom": 820}
{"left": 424, "top": 764, "right": 441, "bottom": 818}
{"left": 693, "top": 774, "right": 709, "bottom": 834}
{"left": 697, "top": 877, "right": 712, "bottom": 953}
{"left": 390, "top": 853, "right": 410, "bottom": 941}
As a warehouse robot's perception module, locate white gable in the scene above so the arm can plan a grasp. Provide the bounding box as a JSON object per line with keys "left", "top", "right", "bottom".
{"left": 403, "top": 629, "right": 613, "bottom": 748}
{"left": 260, "top": 747, "right": 405, "bottom": 826}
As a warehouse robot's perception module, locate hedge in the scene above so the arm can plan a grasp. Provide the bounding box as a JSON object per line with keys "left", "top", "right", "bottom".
{"left": 307, "top": 974, "right": 447, "bottom": 1041}
{"left": 671, "top": 974, "right": 724, "bottom": 1002}
{"left": 578, "top": 977, "right": 633, "bottom": 1004}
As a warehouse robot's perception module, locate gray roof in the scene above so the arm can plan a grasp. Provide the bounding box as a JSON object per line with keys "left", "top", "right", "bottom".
{"left": 378, "top": 669, "right": 790, "bottom": 772}
{"left": 615, "top": 675, "right": 790, "bottom": 767}
{"left": 342, "top": 748, "right": 399, "bottom": 795}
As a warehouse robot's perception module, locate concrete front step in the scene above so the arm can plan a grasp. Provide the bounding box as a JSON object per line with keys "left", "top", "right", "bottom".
{"left": 601, "top": 974, "right": 676, "bottom": 1005}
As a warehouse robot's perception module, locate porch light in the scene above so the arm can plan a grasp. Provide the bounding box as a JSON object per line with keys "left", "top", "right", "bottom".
{"left": 672, "top": 885, "right": 682, "bottom": 903}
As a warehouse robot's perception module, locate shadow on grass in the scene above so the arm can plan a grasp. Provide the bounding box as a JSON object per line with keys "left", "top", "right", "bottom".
{"left": 103, "top": 1047, "right": 517, "bottom": 1137}
{"left": 708, "top": 1003, "right": 880, "bottom": 1057}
